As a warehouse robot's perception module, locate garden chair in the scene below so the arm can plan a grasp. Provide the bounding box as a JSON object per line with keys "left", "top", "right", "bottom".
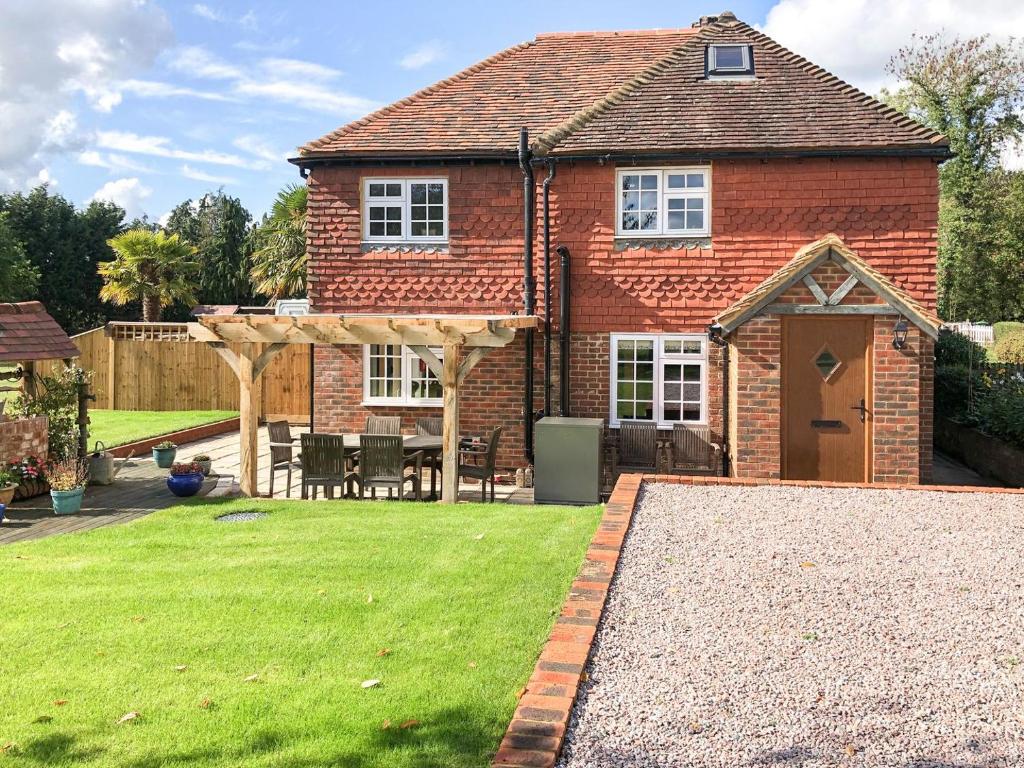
{"left": 667, "top": 424, "right": 721, "bottom": 475}
{"left": 365, "top": 415, "right": 401, "bottom": 435}
{"left": 357, "top": 434, "right": 423, "bottom": 501}
{"left": 267, "top": 420, "right": 301, "bottom": 498}
{"left": 415, "top": 417, "right": 442, "bottom": 436}
{"left": 610, "top": 420, "right": 659, "bottom": 479}
{"left": 458, "top": 427, "right": 502, "bottom": 502}
{"left": 300, "top": 433, "right": 358, "bottom": 500}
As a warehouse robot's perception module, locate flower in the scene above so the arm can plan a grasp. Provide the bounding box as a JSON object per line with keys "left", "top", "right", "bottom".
{"left": 169, "top": 462, "right": 203, "bottom": 476}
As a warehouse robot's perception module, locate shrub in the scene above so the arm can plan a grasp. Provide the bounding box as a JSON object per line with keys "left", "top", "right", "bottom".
{"left": 935, "top": 364, "right": 977, "bottom": 419}
{"left": 169, "top": 462, "right": 203, "bottom": 476}
{"left": 991, "top": 333, "right": 1024, "bottom": 364}
{"left": 46, "top": 457, "right": 89, "bottom": 491}
{"left": 155, "top": 440, "right": 176, "bottom": 450}
{"left": 935, "top": 328, "right": 986, "bottom": 367}
{"left": 968, "top": 364, "right": 1024, "bottom": 448}
{"left": 993, "top": 321, "right": 1024, "bottom": 341}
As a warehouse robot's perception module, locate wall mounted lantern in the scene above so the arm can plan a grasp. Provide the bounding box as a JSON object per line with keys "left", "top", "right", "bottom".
{"left": 707, "top": 322, "right": 726, "bottom": 347}
{"left": 892, "top": 317, "right": 909, "bottom": 350}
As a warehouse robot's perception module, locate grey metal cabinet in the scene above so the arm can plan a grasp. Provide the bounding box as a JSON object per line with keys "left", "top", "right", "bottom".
{"left": 534, "top": 417, "right": 604, "bottom": 505}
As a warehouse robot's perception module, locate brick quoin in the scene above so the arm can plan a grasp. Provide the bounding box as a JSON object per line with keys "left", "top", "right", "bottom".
{"left": 307, "top": 157, "right": 938, "bottom": 478}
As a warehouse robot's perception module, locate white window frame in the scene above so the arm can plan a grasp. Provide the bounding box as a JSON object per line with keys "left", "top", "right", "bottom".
{"left": 362, "top": 178, "right": 448, "bottom": 243}
{"left": 608, "top": 333, "right": 708, "bottom": 428}
{"left": 362, "top": 344, "right": 444, "bottom": 407}
{"left": 707, "top": 44, "right": 754, "bottom": 77}
{"left": 615, "top": 167, "right": 711, "bottom": 238}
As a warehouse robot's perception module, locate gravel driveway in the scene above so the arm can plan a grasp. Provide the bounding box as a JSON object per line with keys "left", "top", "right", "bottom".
{"left": 558, "top": 483, "right": 1024, "bottom": 768}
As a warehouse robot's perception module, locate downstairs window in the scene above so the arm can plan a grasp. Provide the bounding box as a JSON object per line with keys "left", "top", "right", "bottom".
{"left": 609, "top": 334, "right": 707, "bottom": 427}
{"left": 363, "top": 345, "right": 443, "bottom": 406}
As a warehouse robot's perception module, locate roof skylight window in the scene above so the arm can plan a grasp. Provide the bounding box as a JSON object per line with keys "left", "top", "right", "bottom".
{"left": 707, "top": 44, "right": 754, "bottom": 78}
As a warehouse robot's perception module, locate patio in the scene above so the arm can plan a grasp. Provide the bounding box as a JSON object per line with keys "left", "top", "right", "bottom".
{"left": 0, "top": 425, "right": 534, "bottom": 546}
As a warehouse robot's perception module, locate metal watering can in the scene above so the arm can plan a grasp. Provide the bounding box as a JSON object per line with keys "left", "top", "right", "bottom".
{"left": 88, "top": 442, "right": 132, "bottom": 485}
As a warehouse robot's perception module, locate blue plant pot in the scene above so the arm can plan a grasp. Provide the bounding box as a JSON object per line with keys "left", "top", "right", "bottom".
{"left": 0, "top": 503, "right": 6, "bottom": 524}
{"left": 167, "top": 472, "right": 204, "bottom": 498}
{"left": 51, "top": 487, "right": 85, "bottom": 516}
{"left": 153, "top": 447, "right": 177, "bottom": 468}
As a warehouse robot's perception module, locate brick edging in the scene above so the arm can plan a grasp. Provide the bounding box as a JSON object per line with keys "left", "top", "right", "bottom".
{"left": 638, "top": 473, "right": 1024, "bottom": 494}
{"left": 491, "top": 474, "right": 643, "bottom": 768}
{"left": 106, "top": 418, "right": 241, "bottom": 459}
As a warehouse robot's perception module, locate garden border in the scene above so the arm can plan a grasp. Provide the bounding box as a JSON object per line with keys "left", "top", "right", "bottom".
{"left": 107, "top": 417, "right": 240, "bottom": 458}
{"left": 491, "top": 472, "right": 1024, "bottom": 768}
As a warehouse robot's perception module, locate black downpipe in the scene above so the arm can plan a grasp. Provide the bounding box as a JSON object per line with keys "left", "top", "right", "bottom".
{"left": 557, "top": 245, "right": 571, "bottom": 417}
{"left": 541, "top": 160, "right": 556, "bottom": 416}
{"left": 708, "top": 323, "right": 730, "bottom": 476}
{"left": 518, "top": 129, "right": 536, "bottom": 464}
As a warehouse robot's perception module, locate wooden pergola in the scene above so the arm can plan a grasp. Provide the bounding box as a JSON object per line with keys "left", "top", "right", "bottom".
{"left": 187, "top": 313, "right": 539, "bottom": 503}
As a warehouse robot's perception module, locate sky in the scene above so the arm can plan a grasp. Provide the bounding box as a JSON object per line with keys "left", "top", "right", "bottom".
{"left": 2, "top": 0, "right": 1023, "bottom": 223}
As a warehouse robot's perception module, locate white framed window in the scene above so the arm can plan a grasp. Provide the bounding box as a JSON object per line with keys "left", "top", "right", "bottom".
{"left": 363, "top": 345, "right": 443, "bottom": 406}
{"left": 707, "top": 44, "right": 754, "bottom": 77}
{"left": 363, "top": 178, "right": 448, "bottom": 243}
{"left": 615, "top": 168, "right": 710, "bottom": 237}
{"left": 609, "top": 334, "right": 707, "bottom": 427}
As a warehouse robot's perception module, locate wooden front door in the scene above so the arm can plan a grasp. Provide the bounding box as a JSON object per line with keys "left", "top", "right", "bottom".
{"left": 782, "top": 317, "right": 872, "bottom": 482}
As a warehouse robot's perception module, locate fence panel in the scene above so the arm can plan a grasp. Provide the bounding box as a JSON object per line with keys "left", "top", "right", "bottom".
{"left": 39, "top": 323, "right": 311, "bottom": 421}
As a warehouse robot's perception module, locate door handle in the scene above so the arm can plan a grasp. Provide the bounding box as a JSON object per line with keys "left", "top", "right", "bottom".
{"left": 850, "top": 398, "right": 868, "bottom": 423}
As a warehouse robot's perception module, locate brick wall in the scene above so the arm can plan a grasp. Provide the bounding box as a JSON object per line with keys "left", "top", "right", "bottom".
{"left": 729, "top": 316, "right": 782, "bottom": 478}
{"left": 306, "top": 156, "right": 939, "bottom": 478}
{"left": 0, "top": 416, "right": 48, "bottom": 464}
{"left": 873, "top": 320, "right": 923, "bottom": 484}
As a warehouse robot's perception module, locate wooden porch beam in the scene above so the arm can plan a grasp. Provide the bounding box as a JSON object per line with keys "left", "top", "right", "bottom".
{"left": 440, "top": 342, "right": 461, "bottom": 504}
{"left": 457, "top": 347, "right": 491, "bottom": 384}
{"left": 208, "top": 342, "right": 240, "bottom": 378}
{"left": 238, "top": 342, "right": 260, "bottom": 497}
{"left": 765, "top": 303, "right": 897, "bottom": 315}
{"left": 829, "top": 275, "right": 859, "bottom": 305}
{"left": 407, "top": 345, "right": 444, "bottom": 380}
{"left": 802, "top": 275, "right": 829, "bottom": 305}
{"left": 253, "top": 342, "right": 288, "bottom": 379}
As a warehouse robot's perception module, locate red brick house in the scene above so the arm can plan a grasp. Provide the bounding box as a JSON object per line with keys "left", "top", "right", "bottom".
{"left": 291, "top": 11, "right": 948, "bottom": 485}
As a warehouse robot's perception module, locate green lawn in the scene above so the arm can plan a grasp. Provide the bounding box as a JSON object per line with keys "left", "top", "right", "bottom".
{"left": 87, "top": 409, "right": 238, "bottom": 449}
{"left": 0, "top": 498, "right": 601, "bottom": 767}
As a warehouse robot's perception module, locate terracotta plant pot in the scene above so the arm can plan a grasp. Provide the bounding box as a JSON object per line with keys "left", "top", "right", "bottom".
{"left": 0, "top": 483, "right": 17, "bottom": 506}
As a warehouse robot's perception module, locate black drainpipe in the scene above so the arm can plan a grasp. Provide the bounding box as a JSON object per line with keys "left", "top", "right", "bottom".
{"left": 541, "top": 159, "right": 556, "bottom": 416}
{"left": 708, "top": 322, "right": 730, "bottom": 476}
{"left": 518, "top": 128, "right": 536, "bottom": 464}
{"left": 557, "top": 245, "right": 571, "bottom": 416}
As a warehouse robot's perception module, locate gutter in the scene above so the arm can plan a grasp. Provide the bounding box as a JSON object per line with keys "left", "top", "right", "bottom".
{"left": 518, "top": 129, "right": 537, "bottom": 465}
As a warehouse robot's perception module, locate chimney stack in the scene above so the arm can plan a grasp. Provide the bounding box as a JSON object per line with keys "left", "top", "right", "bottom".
{"left": 694, "top": 10, "right": 738, "bottom": 27}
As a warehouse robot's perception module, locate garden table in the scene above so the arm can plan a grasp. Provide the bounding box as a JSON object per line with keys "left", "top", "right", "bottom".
{"left": 338, "top": 434, "right": 443, "bottom": 500}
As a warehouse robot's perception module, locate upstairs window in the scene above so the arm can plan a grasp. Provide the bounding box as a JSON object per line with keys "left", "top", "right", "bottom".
{"left": 706, "top": 44, "right": 754, "bottom": 77}
{"left": 616, "top": 167, "right": 710, "bottom": 237}
{"left": 363, "top": 178, "right": 447, "bottom": 243}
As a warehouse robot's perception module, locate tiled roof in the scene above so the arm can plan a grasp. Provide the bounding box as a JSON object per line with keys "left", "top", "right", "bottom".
{"left": 300, "top": 29, "right": 696, "bottom": 158}
{"left": 714, "top": 233, "right": 942, "bottom": 337}
{"left": 0, "top": 302, "right": 79, "bottom": 363}
{"left": 298, "top": 16, "right": 946, "bottom": 159}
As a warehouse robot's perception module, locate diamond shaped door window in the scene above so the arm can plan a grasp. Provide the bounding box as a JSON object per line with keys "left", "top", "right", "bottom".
{"left": 813, "top": 347, "right": 841, "bottom": 381}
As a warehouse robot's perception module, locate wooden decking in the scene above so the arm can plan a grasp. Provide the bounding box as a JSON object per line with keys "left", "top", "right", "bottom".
{"left": 0, "top": 426, "right": 534, "bottom": 546}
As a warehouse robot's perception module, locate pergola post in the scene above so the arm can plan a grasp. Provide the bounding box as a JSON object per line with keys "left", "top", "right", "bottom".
{"left": 238, "top": 343, "right": 260, "bottom": 497}
{"left": 440, "top": 342, "right": 460, "bottom": 504}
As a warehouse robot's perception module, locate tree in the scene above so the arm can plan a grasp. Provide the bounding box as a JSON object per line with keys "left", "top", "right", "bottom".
{"left": 165, "top": 191, "right": 254, "bottom": 306}
{"left": 0, "top": 186, "right": 124, "bottom": 333}
{"left": 249, "top": 184, "right": 308, "bottom": 301}
{"left": 0, "top": 213, "right": 40, "bottom": 302}
{"left": 99, "top": 229, "right": 199, "bottom": 322}
{"left": 886, "top": 34, "right": 1024, "bottom": 321}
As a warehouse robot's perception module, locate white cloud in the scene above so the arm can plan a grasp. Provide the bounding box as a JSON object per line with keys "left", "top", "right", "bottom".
{"left": 89, "top": 177, "right": 153, "bottom": 218}
{"left": 233, "top": 135, "right": 286, "bottom": 163}
{"left": 399, "top": 40, "right": 446, "bottom": 70}
{"left": 167, "top": 46, "right": 244, "bottom": 81}
{"left": 234, "top": 36, "right": 300, "bottom": 54}
{"left": 761, "top": 0, "right": 1024, "bottom": 95}
{"left": 191, "top": 4, "right": 222, "bottom": 22}
{"left": 262, "top": 57, "right": 341, "bottom": 81}
{"left": 77, "top": 151, "right": 154, "bottom": 174}
{"left": 95, "top": 131, "right": 251, "bottom": 168}
{"left": 115, "top": 79, "right": 231, "bottom": 102}
{"left": 181, "top": 164, "right": 237, "bottom": 185}
{"left": 0, "top": 0, "right": 170, "bottom": 190}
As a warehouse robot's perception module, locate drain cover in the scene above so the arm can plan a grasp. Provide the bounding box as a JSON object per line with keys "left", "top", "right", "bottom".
{"left": 216, "top": 511, "right": 268, "bottom": 523}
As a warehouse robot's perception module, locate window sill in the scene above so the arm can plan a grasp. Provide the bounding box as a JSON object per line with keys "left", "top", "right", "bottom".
{"left": 361, "top": 241, "right": 449, "bottom": 254}
{"left": 361, "top": 401, "right": 443, "bottom": 409}
{"left": 609, "top": 421, "right": 708, "bottom": 430}
{"left": 614, "top": 236, "right": 710, "bottom": 252}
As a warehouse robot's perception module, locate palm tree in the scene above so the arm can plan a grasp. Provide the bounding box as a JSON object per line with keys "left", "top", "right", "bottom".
{"left": 99, "top": 229, "right": 199, "bottom": 322}
{"left": 249, "top": 184, "right": 308, "bottom": 301}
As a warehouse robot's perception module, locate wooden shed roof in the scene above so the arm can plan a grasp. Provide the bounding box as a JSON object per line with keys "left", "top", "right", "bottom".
{"left": 0, "top": 302, "right": 79, "bottom": 362}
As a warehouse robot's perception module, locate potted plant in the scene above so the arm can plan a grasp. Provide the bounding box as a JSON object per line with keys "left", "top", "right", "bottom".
{"left": 167, "top": 462, "right": 205, "bottom": 498}
{"left": 10, "top": 455, "right": 51, "bottom": 500}
{"left": 0, "top": 467, "right": 18, "bottom": 506}
{"left": 192, "top": 454, "right": 213, "bottom": 476}
{"left": 47, "top": 457, "right": 89, "bottom": 516}
{"left": 153, "top": 440, "right": 177, "bottom": 468}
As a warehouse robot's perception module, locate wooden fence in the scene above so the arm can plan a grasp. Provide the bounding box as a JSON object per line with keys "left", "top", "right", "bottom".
{"left": 945, "top": 321, "right": 995, "bottom": 346}
{"left": 40, "top": 323, "right": 311, "bottom": 422}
